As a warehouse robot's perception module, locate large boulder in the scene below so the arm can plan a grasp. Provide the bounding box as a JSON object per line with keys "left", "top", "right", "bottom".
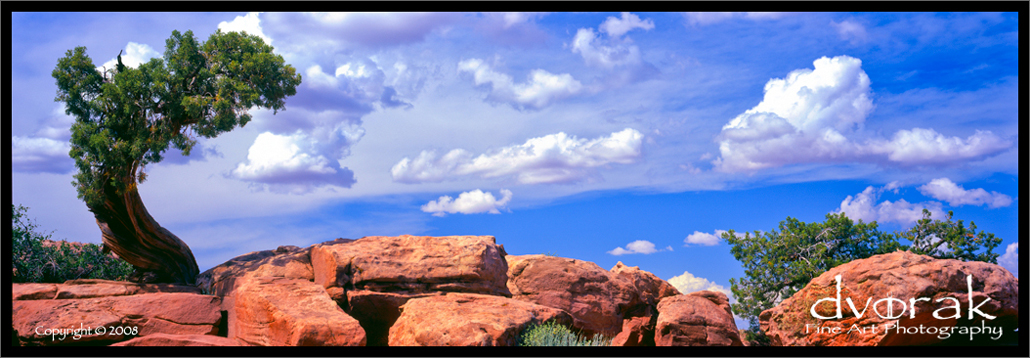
{"left": 231, "top": 277, "right": 365, "bottom": 346}
{"left": 611, "top": 316, "right": 656, "bottom": 346}
{"left": 760, "top": 251, "right": 1020, "bottom": 346}
{"left": 655, "top": 291, "right": 743, "bottom": 346}
{"left": 388, "top": 293, "right": 572, "bottom": 346}
{"left": 13, "top": 280, "right": 222, "bottom": 346}
{"left": 505, "top": 255, "right": 679, "bottom": 336}
{"left": 311, "top": 235, "right": 510, "bottom": 345}
{"left": 196, "top": 242, "right": 366, "bottom": 346}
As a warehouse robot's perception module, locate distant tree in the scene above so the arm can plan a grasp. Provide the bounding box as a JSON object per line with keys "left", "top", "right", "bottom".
{"left": 722, "top": 209, "right": 1001, "bottom": 345}
{"left": 52, "top": 30, "right": 302, "bottom": 284}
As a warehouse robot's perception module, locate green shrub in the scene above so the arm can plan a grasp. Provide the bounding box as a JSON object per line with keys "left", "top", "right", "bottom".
{"left": 12, "top": 205, "right": 135, "bottom": 283}
{"left": 517, "top": 320, "right": 611, "bottom": 346}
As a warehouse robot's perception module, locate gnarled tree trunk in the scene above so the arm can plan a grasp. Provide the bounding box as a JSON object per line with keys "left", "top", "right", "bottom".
{"left": 89, "top": 185, "right": 199, "bottom": 285}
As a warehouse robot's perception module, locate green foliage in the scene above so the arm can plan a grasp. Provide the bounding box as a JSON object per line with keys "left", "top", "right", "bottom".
{"left": 12, "top": 205, "right": 135, "bottom": 283}
{"left": 516, "top": 320, "right": 611, "bottom": 346}
{"left": 723, "top": 210, "right": 1003, "bottom": 336}
{"left": 900, "top": 209, "right": 1002, "bottom": 263}
{"left": 53, "top": 29, "right": 302, "bottom": 208}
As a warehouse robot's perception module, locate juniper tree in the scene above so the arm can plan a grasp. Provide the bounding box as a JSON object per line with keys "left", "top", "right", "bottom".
{"left": 52, "top": 30, "right": 301, "bottom": 284}
{"left": 722, "top": 210, "right": 1001, "bottom": 344}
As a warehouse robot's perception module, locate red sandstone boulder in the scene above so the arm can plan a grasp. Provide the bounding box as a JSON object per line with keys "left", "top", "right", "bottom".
{"left": 505, "top": 255, "right": 678, "bottom": 336}
{"left": 760, "top": 251, "right": 1019, "bottom": 346}
{"left": 388, "top": 293, "right": 573, "bottom": 346}
{"left": 655, "top": 291, "right": 743, "bottom": 346}
{"left": 506, "top": 255, "right": 629, "bottom": 335}
{"left": 611, "top": 315, "right": 655, "bottom": 346}
{"left": 111, "top": 333, "right": 242, "bottom": 346}
{"left": 610, "top": 262, "right": 681, "bottom": 310}
{"left": 13, "top": 290, "right": 222, "bottom": 346}
{"left": 231, "top": 276, "right": 365, "bottom": 346}
{"left": 196, "top": 244, "right": 315, "bottom": 297}
{"left": 12, "top": 283, "right": 58, "bottom": 300}
{"left": 311, "top": 235, "right": 510, "bottom": 345}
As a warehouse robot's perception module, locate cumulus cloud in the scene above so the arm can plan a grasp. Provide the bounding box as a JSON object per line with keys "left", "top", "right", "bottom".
{"left": 97, "top": 42, "right": 161, "bottom": 73}
{"left": 457, "top": 58, "right": 583, "bottom": 109}
{"left": 391, "top": 128, "right": 644, "bottom": 185}
{"left": 917, "top": 178, "right": 1013, "bottom": 208}
{"left": 684, "top": 230, "right": 723, "bottom": 246}
{"left": 683, "top": 12, "right": 787, "bottom": 26}
{"left": 600, "top": 12, "right": 655, "bottom": 37}
{"left": 230, "top": 131, "right": 357, "bottom": 194}
{"left": 713, "top": 56, "right": 1012, "bottom": 172}
{"left": 421, "top": 189, "right": 513, "bottom": 217}
{"left": 667, "top": 270, "right": 732, "bottom": 298}
{"left": 998, "top": 243, "right": 1018, "bottom": 277}
{"left": 608, "top": 240, "right": 672, "bottom": 256}
{"left": 218, "top": 12, "right": 272, "bottom": 44}
{"left": 12, "top": 136, "right": 73, "bottom": 174}
{"left": 835, "top": 183, "right": 944, "bottom": 226}
{"left": 571, "top": 27, "right": 644, "bottom": 69}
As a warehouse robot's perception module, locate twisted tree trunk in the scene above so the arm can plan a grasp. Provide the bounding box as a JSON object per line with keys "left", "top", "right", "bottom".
{"left": 89, "top": 184, "right": 199, "bottom": 285}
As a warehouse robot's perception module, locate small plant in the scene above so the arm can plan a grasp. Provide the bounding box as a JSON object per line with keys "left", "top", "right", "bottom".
{"left": 542, "top": 251, "right": 558, "bottom": 257}
{"left": 517, "top": 320, "right": 611, "bottom": 346}
{"left": 12, "top": 205, "right": 135, "bottom": 283}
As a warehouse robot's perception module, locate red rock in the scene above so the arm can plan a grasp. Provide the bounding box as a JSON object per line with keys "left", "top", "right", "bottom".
{"left": 231, "top": 276, "right": 365, "bottom": 346}
{"left": 505, "top": 255, "right": 634, "bottom": 335}
{"left": 110, "top": 333, "right": 242, "bottom": 346}
{"left": 388, "top": 293, "right": 573, "bottom": 346}
{"left": 655, "top": 291, "right": 743, "bottom": 346}
{"left": 610, "top": 261, "right": 681, "bottom": 309}
{"left": 611, "top": 316, "right": 655, "bottom": 346}
{"left": 12, "top": 283, "right": 58, "bottom": 300}
{"left": 311, "top": 235, "right": 510, "bottom": 296}
{"left": 310, "top": 235, "right": 510, "bottom": 345}
{"left": 760, "top": 251, "right": 1020, "bottom": 346}
{"left": 13, "top": 292, "right": 223, "bottom": 346}
{"left": 196, "top": 245, "right": 314, "bottom": 297}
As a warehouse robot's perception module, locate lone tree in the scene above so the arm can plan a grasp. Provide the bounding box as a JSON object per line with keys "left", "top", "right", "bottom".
{"left": 53, "top": 30, "right": 302, "bottom": 284}
{"left": 722, "top": 209, "right": 1002, "bottom": 345}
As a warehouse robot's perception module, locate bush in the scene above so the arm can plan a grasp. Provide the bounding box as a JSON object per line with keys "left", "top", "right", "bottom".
{"left": 517, "top": 320, "right": 611, "bottom": 346}
{"left": 12, "top": 204, "right": 135, "bottom": 283}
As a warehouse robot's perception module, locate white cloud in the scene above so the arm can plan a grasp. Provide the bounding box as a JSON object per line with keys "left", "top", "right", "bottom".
{"left": 835, "top": 184, "right": 944, "bottom": 226}
{"left": 998, "top": 243, "right": 1018, "bottom": 277}
{"left": 457, "top": 58, "right": 583, "bottom": 109}
{"left": 667, "top": 270, "right": 732, "bottom": 298}
{"left": 608, "top": 240, "right": 670, "bottom": 256}
{"left": 831, "top": 19, "right": 868, "bottom": 45}
{"left": 230, "top": 131, "right": 357, "bottom": 193}
{"left": 867, "top": 128, "right": 1011, "bottom": 165}
{"left": 218, "top": 12, "right": 272, "bottom": 45}
{"left": 97, "top": 42, "right": 161, "bottom": 73}
{"left": 600, "top": 12, "right": 655, "bottom": 37}
{"left": 421, "top": 189, "right": 513, "bottom": 217}
{"left": 917, "top": 178, "right": 1013, "bottom": 208}
{"left": 683, "top": 12, "right": 787, "bottom": 26}
{"left": 713, "top": 56, "right": 1012, "bottom": 172}
{"left": 684, "top": 230, "right": 725, "bottom": 246}
{"left": 571, "top": 28, "right": 644, "bottom": 69}
{"left": 391, "top": 128, "right": 644, "bottom": 185}
{"left": 12, "top": 136, "right": 73, "bottom": 174}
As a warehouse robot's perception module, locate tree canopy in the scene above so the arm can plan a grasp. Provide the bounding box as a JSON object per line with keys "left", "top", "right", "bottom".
{"left": 55, "top": 29, "right": 302, "bottom": 207}
{"left": 723, "top": 209, "right": 1002, "bottom": 344}
{"left": 52, "top": 29, "right": 302, "bottom": 284}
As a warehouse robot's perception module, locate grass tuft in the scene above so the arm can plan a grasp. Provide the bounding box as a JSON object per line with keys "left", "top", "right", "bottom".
{"left": 517, "top": 320, "right": 611, "bottom": 346}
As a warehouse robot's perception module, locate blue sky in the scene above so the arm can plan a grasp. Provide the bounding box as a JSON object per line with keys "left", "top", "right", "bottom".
{"left": 9, "top": 12, "right": 1021, "bottom": 326}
